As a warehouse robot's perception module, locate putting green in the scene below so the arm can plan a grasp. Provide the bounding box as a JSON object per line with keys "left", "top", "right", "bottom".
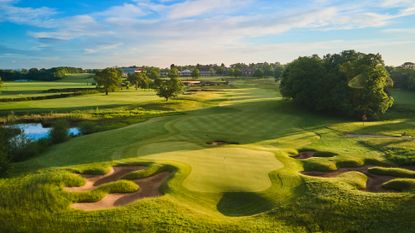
{"left": 142, "top": 145, "right": 283, "bottom": 193}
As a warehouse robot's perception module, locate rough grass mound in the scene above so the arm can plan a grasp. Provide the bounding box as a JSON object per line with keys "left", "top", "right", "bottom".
{"left": 382, "top": 178, "right": 415, "bottom": 192}
{"left": 368, "top": 167, "right": 415, "bottom": 178}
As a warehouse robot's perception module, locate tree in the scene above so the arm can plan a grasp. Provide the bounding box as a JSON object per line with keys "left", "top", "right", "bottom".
{"left": 280, "top": 50, "right": 394, "bottom": 119}
{"left": 192, "top": 68, "right": 200, "bottom": 79}
{"left": 0, "top": 127, "right": 11, "bottom": 176}
{"left": 254, "top": 68, "right": 264, "bottom": 78}
{"left": 148, "top": 68, "right": 161, "bottom": 80}
{"left": 168, "top": 67, "right": 180, "bottom": 79}
{"left": 153, "top": 77, "right": 183, "bottom": 101}
{"left": 94, "top": 68, "right": 122, "bottom": 95}
{"left": 128, "top": 72, "right": 151, "bottom": 90}
{"left": 0, "top": 76, "right": 3, "bottom": 90}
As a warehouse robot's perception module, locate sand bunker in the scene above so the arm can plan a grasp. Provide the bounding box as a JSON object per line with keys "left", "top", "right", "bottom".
{"left": 207, "top": 140, "right": 239, "bottom": 146}
{"left": 292, "top": 151, "right": 336, "bottom": 160}
{"left": 293, "top": 151, "right": 315, "bottom": 159}
{"left": 302, "top": 166, "right": 415, "bottom": 192}
{"left": 66, "top": 166, "right": 171, "bottom": 211}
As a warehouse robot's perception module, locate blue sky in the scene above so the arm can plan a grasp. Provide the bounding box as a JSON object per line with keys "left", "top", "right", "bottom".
{"left": 0, "top": 0, "right": 414, "bottom": 68}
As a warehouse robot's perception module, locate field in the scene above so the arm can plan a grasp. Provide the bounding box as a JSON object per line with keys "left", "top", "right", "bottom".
{"left": 0, "top": 78, "right": 414, "bottom": 232}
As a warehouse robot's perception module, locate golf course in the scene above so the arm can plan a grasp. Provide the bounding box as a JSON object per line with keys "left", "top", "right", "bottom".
{"left": 0, "top": 76, "right": 414, "bottom": 232}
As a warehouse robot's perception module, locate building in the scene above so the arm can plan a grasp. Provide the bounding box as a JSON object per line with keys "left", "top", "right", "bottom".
{"left": 180, "top": 69, "right": 192, "bottom": 77}
{"left": 121, "top": 67, "right": 144, "bottom": 77}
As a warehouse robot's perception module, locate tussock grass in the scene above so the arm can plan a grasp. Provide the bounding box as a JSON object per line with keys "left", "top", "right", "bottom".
{"left": 368, "top": 167, "right": 415, "bottom": 178}
{"left": 382, "top": 178, "right": 415, "bottom": 192}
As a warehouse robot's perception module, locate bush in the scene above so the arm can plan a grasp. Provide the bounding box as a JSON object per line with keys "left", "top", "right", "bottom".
{"left": 49, "top": 120, "right": 69, "bottom": 144}
{"left": 79, "top": 121, "right": 97, "bottom": 135}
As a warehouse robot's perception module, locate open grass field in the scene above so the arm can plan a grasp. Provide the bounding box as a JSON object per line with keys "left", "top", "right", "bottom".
{"left": 0, "top": 78, "right": 414, "bottom": 232}
{"left": 0, "top": 73, "right": 95, "bottom": 99}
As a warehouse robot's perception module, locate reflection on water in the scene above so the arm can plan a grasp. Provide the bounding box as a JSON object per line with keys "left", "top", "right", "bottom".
{"left": 8, "top": 123, "right": 80, "bottom": 141}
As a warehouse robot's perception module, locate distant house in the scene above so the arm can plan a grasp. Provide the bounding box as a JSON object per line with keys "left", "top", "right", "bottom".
{"left": 121, "top": 67, "right": 144, "bottom": 77}
{"left": 180, "top": 69, "right": 192, "bottom": 77}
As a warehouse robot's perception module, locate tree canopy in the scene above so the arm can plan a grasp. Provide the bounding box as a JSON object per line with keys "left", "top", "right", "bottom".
{"left": 280, "top": 50, "right": 394, "bottom": 119}
{"left": 128, "top": 72, "right": 152, "bottom": 90}
{"left": 153, "top": 77, "right": 183, "bottom": 101}
{"left": 388, "top": 63, "right": 415, "bottom": 91}
{"left": 94, "top": 68, "right": 122, "bottom": 95}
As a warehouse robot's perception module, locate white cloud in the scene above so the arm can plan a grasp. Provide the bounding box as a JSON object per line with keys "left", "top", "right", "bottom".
{"left": 84, "top": 43, "right": 123, "bottom": 54}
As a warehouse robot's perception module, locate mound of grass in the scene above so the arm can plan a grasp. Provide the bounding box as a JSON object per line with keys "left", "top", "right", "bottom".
{"left": 302, "top": 159, "right": 337, "bottom": 172}
{"left": 65, "top": 180, "right": 139, "bottom": 203}
{"left": 337, "top": 171, "right": 367, "bottom": 190}
{"left": 61, "top": 173, "right": 85, "bottom": 187}
{"left": 335, "top": 158, "right": 364, "bottom": 168}
{"left": 97, "top": 180, "right": 140, "bottom": 193}
{"left": 69, "top": 165, "right": 112, "bottom": 176}
{"left": 299, "top": 148, "right": 338, "bottom": 157}
{"left": 123, "top": 164, "right": 164, "bottom": 180}
{"left": 368, "top": 167, "right": 415, "bottom": 178}
{"left": 382, "top": 178, "right": 415, "bottom": 192}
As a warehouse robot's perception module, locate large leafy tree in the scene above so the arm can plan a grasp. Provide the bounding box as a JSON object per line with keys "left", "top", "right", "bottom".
{"left": 128, "top": 72, "right": 151, "bottom": 90}
{"left": 280, "top": 50, "right": 394, "bottom": 119}
{"left": 94, "top": 68, "right": 122, "bottom": 95}
{"left": 153, "top": 77, "right": 183, "bottom": 101}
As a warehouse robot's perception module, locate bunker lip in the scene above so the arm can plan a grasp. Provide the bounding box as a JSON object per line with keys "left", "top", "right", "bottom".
{"left": 66, "top": 166, "right": 172, "bottom": 210}
{"left": 207, "top": 140, "right": 240, "bottom": 146}
{"left": 302, "top": 166, "right": 415, "bottom": 192}
{"left": 65, "top": 165, "right": 145, "bottom": 192}
{"left": 292, "top": 150, "right": 336, "bottom": 160}
{"left": 293, "top": 151, "right": 315, "bottom": 159}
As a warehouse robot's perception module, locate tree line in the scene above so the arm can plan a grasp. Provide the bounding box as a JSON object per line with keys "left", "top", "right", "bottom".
{"left": 280, "top": 50, "right": 394, "bottom": 119}
{"left": 94, "top": 67, "right": 183, "bottom": 101}
{"left": 0, "top": 67, "right": 89, "bottom": 81}
{"left": 387, "top": 62, "right": 415, "bottom": 91}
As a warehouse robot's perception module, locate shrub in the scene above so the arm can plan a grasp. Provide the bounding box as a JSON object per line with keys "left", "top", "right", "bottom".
{"left": 49, "top": 120, "right": 69, "bottom": 144}
{"left": 79, "top": 121, "right": 97, "bottom": 135}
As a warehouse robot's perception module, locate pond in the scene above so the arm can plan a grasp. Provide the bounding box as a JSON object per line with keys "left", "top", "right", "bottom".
{"left": 7, "top": 123, "right": 80, "bottom": 141}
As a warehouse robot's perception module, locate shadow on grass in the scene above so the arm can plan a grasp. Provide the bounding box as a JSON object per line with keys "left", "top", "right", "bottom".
{"left": 217, "top": 192, "right": 275, "bottom": 216}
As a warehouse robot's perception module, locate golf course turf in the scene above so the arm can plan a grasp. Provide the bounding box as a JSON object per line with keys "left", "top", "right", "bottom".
{"left": 0, "top": 78, "right": 414, "bottom": 232}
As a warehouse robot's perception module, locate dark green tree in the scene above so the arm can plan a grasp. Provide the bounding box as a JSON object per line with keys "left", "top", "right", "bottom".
{"left": 128, "top": 72, "right": 151, "bottom": 90}
{"left": 280, "top": 50, "right": 394, "bottom": 119}
{"left": 168, "top": 67, "right": 180, "bottom": 79}
{"left": 153, "top": 77, "right": 183, "bottom": 101}
{"left": 94, "top": 68, "right": 122, "bottom": 95}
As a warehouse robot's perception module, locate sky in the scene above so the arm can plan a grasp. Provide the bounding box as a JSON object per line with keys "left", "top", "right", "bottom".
{"left": 0, "top": 0, "right": 414, "bottom": 69}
